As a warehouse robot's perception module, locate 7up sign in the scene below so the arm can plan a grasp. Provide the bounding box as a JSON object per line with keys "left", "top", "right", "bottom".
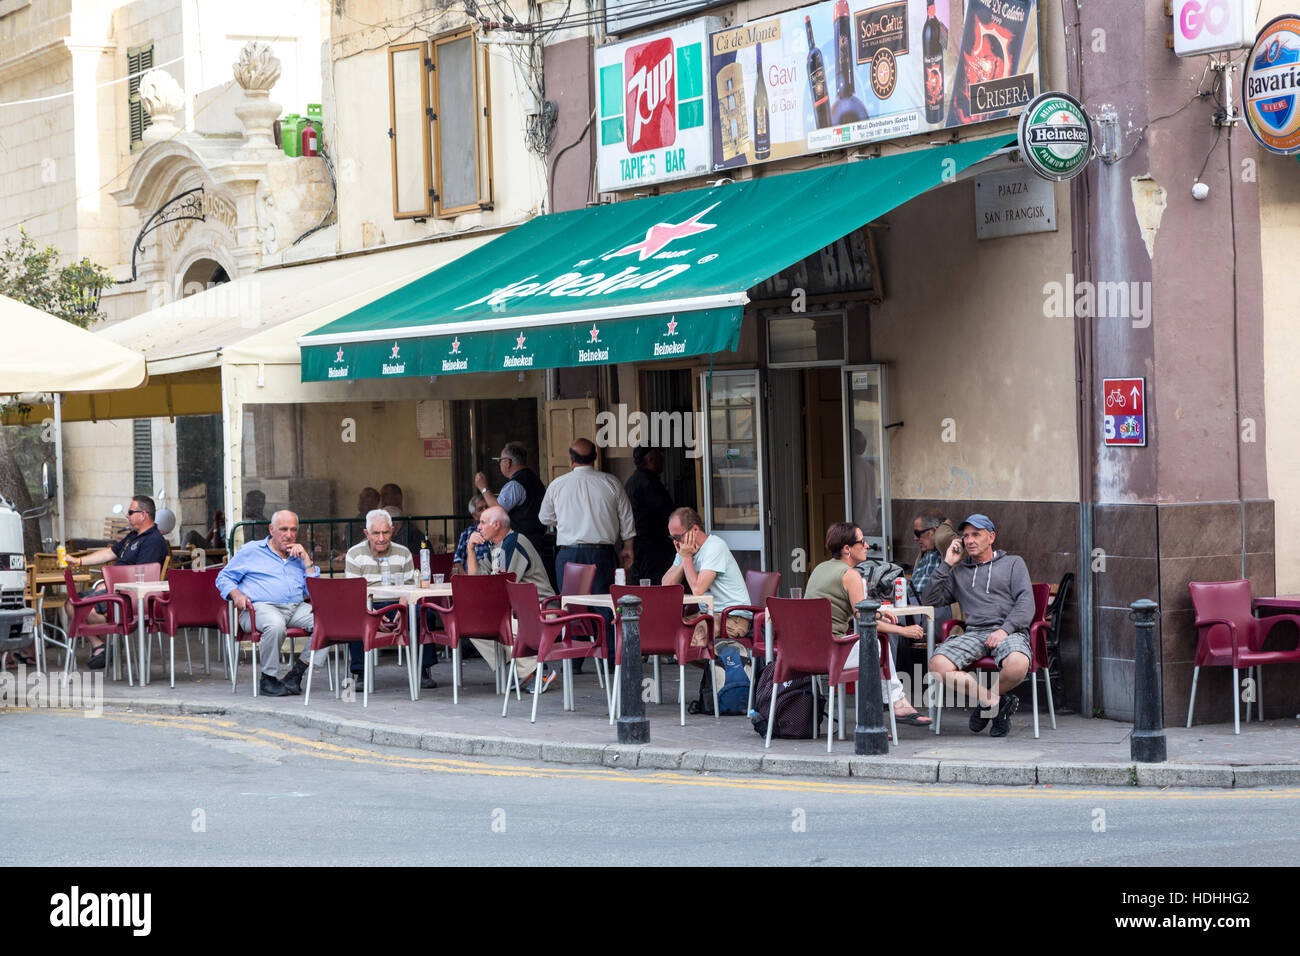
{"left": 597, "top": 19, "right": 718, "bottom": 192}
{"left": 1018, "top": 92, "right": 1094, "bottom": 182}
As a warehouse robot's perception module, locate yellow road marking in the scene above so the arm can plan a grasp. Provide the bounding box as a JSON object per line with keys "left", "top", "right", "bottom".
{"left": 21, "top": 708, "right": 1300, "bottom": 800}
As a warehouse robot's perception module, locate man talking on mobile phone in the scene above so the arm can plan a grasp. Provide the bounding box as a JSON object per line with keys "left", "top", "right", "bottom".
{"left": 921, "top": 514, "right": 1035, "bottom": 738}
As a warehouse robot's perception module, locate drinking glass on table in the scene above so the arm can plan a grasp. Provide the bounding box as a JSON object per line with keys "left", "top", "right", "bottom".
{"left": 134, "top": 566, "right": 145, "bottom": 583}
{"left": 790, "top": 587, "right": 803, "bottom": 599}
{"left": 639, "top": 578, "right": 651, "bottom": 586}
{"left": 433, "top": 574, "right": 445, "bottom": 585}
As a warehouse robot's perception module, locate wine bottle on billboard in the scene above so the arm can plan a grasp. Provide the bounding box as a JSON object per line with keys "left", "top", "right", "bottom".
{"left": 754, "top": 41, "right": 771, "bottom": 160}
{"left": 923, "top": 0, "right": 945, "bottom": 124}
{"left": 831, "top": 0, "right": 868, "bottom": 125}
{"left": 805, "top": 16, "right": 832, "bottom": 129}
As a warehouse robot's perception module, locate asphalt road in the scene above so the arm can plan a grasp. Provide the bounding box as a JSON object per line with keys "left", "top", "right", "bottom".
{"left": 4, "top": 707, "right": 1299, "bottom": 867}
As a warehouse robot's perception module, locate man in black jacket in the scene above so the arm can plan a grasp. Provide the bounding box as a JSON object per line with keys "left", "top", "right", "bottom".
{"left": 624, "top": 445, "right": 675, "bottom": 585}
{"left": 476, "top": 441, "right": 554, "bottom": 589}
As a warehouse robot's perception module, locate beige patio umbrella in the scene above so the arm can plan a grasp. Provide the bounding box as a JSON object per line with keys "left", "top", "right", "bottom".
{"left": 0, "top": 293, "right": 148, "bottom": 543}
{"left": 0, "top": 293, "right": 146, "bottom": 392}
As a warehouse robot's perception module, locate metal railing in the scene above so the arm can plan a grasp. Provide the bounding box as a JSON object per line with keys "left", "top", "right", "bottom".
{"left": 227, "top": 514, "right": 464, "bottom": 574}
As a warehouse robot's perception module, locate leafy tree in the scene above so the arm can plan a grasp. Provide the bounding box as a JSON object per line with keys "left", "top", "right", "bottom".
{"left": 0, "top": 230, "right": 115, "bottom": 554}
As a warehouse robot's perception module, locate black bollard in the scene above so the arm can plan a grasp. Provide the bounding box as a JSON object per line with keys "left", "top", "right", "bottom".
{"left": 616, "top": 595, "right": 650, "bottom": 744}
{"left": 853, "top": 598, "right": 890, "bottom": 755}
{"left": 1130, "top": 598, "right": 1167, "bottom": 763}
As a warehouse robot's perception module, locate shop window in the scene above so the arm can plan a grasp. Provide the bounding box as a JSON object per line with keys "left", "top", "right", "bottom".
{"left": 128, "top": 43, "right": 154, "bottom": 150}
{"left": 387, "top": 30, "right": 493, "bottom": 220}
{"left": 766, "top": 312, "right": 846, "bottom": 367}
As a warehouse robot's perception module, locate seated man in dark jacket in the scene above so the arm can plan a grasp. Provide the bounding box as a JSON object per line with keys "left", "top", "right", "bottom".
{"left": 68, "top": 494, "right": 171, "bottom": 670}
{"left": 921, "top": 513, "right": 1034, "bottom": 738}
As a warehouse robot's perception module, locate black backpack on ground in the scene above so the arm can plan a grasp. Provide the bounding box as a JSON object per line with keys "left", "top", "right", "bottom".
{"left": 749, "top": 661, "right": 823, "bottom": 739}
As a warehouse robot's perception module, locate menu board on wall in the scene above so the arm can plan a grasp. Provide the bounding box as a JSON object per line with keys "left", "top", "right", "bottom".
{"left": 708, "top": 0, "right": 1040, "bottom": 170}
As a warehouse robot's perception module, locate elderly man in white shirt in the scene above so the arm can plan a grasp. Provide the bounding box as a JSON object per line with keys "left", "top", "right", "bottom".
{"left": 538, "top": 437, "right": 635, "bottom": 661}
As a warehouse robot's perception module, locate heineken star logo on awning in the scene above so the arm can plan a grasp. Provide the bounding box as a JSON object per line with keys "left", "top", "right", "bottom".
{"left": 335, "top": 347, "right": 344, "bottom": 361}
{"left": 513, "top": 332, "right": 527, "bottom": 350}
{"left": 390, "top": 343, "right": 400, "bottom": 358}
{"left": 382, "top": 341, "right": 405, "bottom": 375}
{"left": 450, "top": 337, "right": 461, "bottom": 354}
{"left": 606, "top": 203, "right": 719, "bottom": 261}
{"left": 588, "top": 325, "right": 601, "bottom": 342}
{"left": 666, "top": 318, "right": 678, "bottom": 335}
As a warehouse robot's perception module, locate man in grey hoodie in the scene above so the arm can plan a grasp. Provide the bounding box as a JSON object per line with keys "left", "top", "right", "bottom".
{"left": 921, "top": 514, "right": 1034, "bottom": 737}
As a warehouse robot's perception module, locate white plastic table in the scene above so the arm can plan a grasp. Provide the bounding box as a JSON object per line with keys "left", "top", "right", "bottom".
{"left": 113, "top": 580, "right": 169, "bottom": 686}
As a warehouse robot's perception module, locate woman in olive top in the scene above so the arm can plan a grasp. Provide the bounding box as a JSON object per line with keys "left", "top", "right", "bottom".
{"left": 805, "top": 522, "right": 932, "bottom": 725}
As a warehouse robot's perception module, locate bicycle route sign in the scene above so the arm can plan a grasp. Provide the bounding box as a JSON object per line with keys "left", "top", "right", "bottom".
{"left": 1103, "top": 377, "right": 1146, "bottom": 447}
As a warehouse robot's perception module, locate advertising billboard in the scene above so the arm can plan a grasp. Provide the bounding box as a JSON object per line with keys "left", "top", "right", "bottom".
{"left": 597, "top": 21, "right": 718, "bottom": 192}
{"left": 708, "top": 0, "right": 1041, "bottom": 170}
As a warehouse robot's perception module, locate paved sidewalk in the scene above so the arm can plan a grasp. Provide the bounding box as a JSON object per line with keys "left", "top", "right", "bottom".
{"left": 25, "top": 649, "right": 1300, "bottom": 788}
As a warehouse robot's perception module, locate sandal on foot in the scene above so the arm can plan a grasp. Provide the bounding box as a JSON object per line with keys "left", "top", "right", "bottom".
{"left": 894, "top": 710, "right": 932, "bottom": 726}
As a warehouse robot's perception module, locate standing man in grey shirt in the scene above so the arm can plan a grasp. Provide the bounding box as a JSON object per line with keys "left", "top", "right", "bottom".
{"left": 538, "top": 438, "right": 635, "bottom": 660}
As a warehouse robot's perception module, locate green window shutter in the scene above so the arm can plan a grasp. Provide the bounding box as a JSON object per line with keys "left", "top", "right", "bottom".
{"left": 132, "top": 419, "right": 153, "bottom": 496}
{"left": 128, "top": 44, "right": 154, "bottom": 146}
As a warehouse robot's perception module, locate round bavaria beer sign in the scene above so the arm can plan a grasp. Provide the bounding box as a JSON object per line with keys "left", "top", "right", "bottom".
{"left": 1243, "top": 15, "right": 1300, "bottom": 155}
{"left": 1018, "top": 92, "right": 1094, "bottom": 182}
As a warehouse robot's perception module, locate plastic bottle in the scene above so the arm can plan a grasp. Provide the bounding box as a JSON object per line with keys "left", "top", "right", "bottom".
{"left": 419, "top": 541, "right": 431, "bottom": 585}
{"left": 614, "top": 568, "right": 626, "bottom": 586}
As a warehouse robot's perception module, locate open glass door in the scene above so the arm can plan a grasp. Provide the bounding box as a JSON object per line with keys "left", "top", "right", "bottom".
{"left": 700, "top": 369, "right": 765, "bottom": 571}
{"left": 843, "top": 365, "right": 891, "bottom": 560}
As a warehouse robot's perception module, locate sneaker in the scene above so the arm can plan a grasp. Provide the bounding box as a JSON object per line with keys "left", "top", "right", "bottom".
{"left": 969, "top": 698, "right": 993, "bottom": 733}
{"left": 523, "top": 666, "right": 557, "bottom": 694}
{"left": 990, "top": 694, "right": 1020, "bottom": 737}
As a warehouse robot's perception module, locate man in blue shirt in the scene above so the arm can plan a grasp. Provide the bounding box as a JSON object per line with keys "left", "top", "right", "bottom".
{"left": 216, "top": 510, "right": 324, "bottom": 697}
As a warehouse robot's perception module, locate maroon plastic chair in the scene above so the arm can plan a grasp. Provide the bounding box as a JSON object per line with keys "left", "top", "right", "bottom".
{"left": 1188, "top": 580, "right": 1300, "bottom": 734}
{"left": 417, "top": 572, "right": 514, "bottom": 704}
{"left": 504, "top": 580, "right": 609, "bottom": 722}
{"left": 101, "top": 562, "right": 162, "bottom": 627}
{"left": 764, "top": 600, "right": 909, "bottom": 749}
{"left": 144, "top": 567, "right": 225, "bottom": 688}
{"left": 302, "top": 577, "right": 407, "bottom": 707}
{"left": 542, "top": 562, "right": 598, "bottom": 630}
{"left": 227, "top": 600, "right": 311, "bottom": 698}
{"left": 934, "top": 583, "right": 1054, "bottom": 738}
{"left": 609, "top": 583, "right": 715, "bottom": 726}
{"left": 720, "top": 569, "right": 781, "bottom": 711}
{"left": 427, "top": 552, "right": 454, "bottom": 580}
{"left": 764, "top": 597, "right": 866, "bottom": 752}
{"left": 63, "top": 567, "right": 135, "bottom": 683}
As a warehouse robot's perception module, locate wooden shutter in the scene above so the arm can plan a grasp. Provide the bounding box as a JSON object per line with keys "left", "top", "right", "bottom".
{"left": 128, "top": 44, "right": 154, "bottom": 147}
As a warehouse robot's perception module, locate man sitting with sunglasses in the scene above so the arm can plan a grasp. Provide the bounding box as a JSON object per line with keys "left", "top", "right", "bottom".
{"left": 67, "top": 495, "right": 170, "bottom": 670}
{"left": 662, "top": 507, "right": 752, "bottom": 641}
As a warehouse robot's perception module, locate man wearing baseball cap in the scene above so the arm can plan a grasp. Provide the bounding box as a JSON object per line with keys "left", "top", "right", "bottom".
{"left": 920, "top": 513, "right": 1035, "bottom": 737}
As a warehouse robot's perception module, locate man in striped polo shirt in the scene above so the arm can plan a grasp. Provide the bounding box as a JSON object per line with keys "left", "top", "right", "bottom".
{"left": 344, "top": 509, "right": 422, "bottom": 686}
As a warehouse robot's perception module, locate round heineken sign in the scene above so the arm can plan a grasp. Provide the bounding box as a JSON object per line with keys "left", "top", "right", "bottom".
{"left": 1243, "top": 15, "right": 1300, "bottom": 156}
{"left": 1018, "top": 92, "right": 1094, "bottom": 182}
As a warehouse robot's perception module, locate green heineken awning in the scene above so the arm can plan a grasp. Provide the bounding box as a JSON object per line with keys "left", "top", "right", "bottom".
{"left": 300, "top": 136, "right": 1012, "bottom": 381}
